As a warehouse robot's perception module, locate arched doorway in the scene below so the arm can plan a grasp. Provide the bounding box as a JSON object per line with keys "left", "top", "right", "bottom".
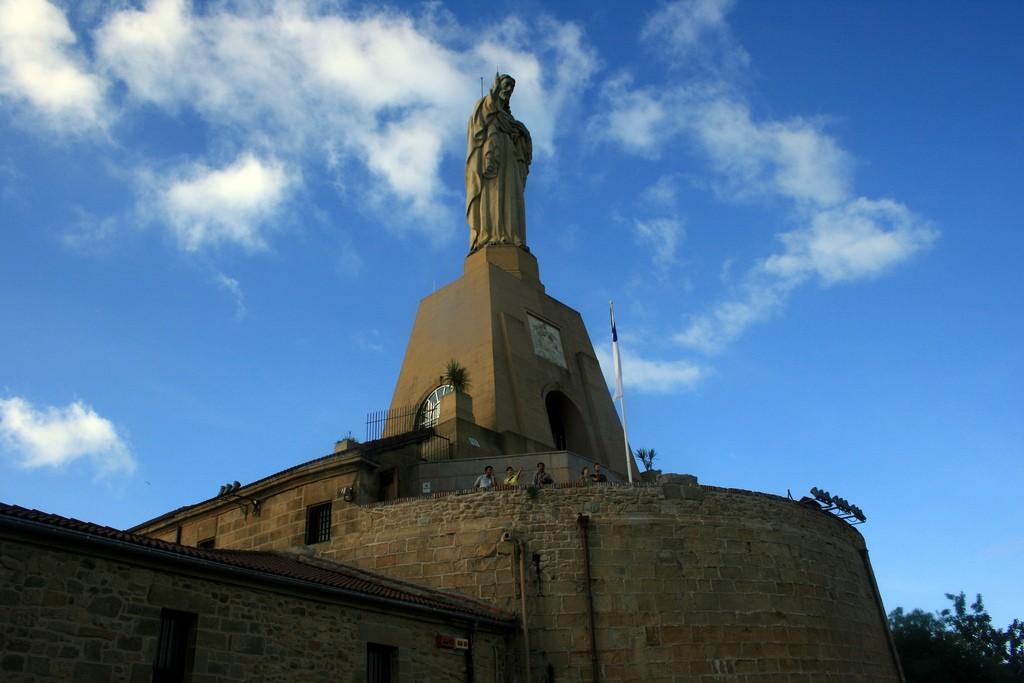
{"left": 545, "top": 391, "right": 592, "bottom": 456}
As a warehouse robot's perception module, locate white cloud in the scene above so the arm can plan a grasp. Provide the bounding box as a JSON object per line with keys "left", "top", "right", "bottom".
{"left": 761, "top": 198, "right": 938, "bottom": 285}
{"left": 152, "top": 153, "right": 295, "bottom": 252}
{"left": 92, "top": 0, "right": 191, "bottom": 108}
{"left": 351, "top": 329, "right": 385, "bottom": 354}
{"left": 598, "top": 87, "right": 851, "bottom": 206}
{"left": 642, "top": 175, "right": 679, "bottom": 206}
{"left": 594, "top": 1, "right": 936, "bottom": 356}
{"left": 93, "top": 1, "right": 596, "bottom": 234}
{"left": 215, "top": 272, "right": 247, "bottom": 320}
{"left": 61, "top": 207, "right": 121, "bottom": 253}
{"left": 592, "top": 74, "right": 670, "bottom": 155}
{"left": 690, "top": 98, "right": 851, "bottom": 206}
{"left": 643, "top": 0, "right": 732, "bottom": 49}
{"left": 634, "top": 217, "right": 683, "bottom": 269}
{"left": 597, "top": 347, "right": 708, "bottom": 393}
{"left": 0, "top": 397, "right": 134, "bottom": 476}
{"left": 508, "top": 19, "right": 598, "bottom": 158}
{"left": 0, "top": 0, "right": 107, "bottom": 132}
{"left": 675, "top": 279, "right": 793, "bottom": 354}
{"left": 677, "top": 198, "right": 935, "bottom": 354}
{"left": 641, "top": 0, "right": 749, "bottom": 75}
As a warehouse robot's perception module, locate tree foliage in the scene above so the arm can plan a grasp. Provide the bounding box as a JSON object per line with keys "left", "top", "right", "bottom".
{"left": 889, "top": 592, "right": 1023, "bottom": 682}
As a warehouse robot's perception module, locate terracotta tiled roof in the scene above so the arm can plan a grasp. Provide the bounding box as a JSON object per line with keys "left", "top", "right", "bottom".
{"left": 0, "top": 501, "right": 515, "bottom": 627}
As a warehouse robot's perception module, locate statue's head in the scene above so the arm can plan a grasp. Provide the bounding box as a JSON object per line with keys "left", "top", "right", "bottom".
{"left": 490, "top": 73, "right": 515, "bottom": 112}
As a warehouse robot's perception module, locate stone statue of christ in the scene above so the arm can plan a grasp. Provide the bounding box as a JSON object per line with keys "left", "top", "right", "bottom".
{"left": 465, "top": 74, "right": 532, "bottom": 252}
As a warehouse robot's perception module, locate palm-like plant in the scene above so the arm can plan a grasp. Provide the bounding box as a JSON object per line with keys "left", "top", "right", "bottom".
{"left": 635, "top": 447, "right": 657, "bottom": 472}
{"left": 444, "top": 359, "right": 470, "bottom": 393}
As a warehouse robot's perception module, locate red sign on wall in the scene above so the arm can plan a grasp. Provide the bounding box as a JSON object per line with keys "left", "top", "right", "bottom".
{"left": 436, "top": 634, "right": 470, "bottom": 650}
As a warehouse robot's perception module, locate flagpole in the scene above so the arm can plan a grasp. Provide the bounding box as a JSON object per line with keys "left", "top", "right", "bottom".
{"left": 610, "top": 301, "right": 633, "bottom": 483}
{"left": 618, "top": 390, "right": 632, "bottom": 484}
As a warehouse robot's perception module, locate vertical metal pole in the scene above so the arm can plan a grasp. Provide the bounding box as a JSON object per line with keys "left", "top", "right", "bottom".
{"left": 610, "top": 301, "right": 633, "bottom": 483}
{"left": 578, "top": 514, "right": 600, "bottom": 682}
{"left": 618, "top": 395, "right": 632, "bottom": 484}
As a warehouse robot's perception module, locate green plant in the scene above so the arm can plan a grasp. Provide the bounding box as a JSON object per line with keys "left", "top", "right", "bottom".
{"left": 636, "top": 448, "right": 657, "bottom": 472}
{"left": 444, "top": 359, "right": 470, "bottom": 392}
{"left": 889, "top": 592, "right": 1024, "bottom": 682}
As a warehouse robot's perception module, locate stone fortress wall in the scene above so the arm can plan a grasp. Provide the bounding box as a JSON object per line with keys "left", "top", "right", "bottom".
{"left": 327, "top": 480, "right": 900, "bottom": 682}
{"left": 144, "top": 473, "right": 901, "bottom": 682}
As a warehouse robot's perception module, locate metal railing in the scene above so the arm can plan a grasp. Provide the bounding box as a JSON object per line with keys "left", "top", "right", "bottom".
{"left": 421, "top": 434, "right": 452, "bottom": 462}
{"left": 365, "top": 405, "right": 419, "bottom": 441}
{"left": 364, "top": 405, "right": 452, "bottom": 462}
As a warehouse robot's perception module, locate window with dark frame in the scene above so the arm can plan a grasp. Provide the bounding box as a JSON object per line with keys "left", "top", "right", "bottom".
{"left": 305, "top": 502, "right": 332, "bottom": 544}
{"left": 366, "top": 642, "right": 396, "bottom": 683}
{"left": 196, "top": 537, "right": 215, "bottom": 549}
{"left": 152, "top": 608, "right": 197, "bottom": 683}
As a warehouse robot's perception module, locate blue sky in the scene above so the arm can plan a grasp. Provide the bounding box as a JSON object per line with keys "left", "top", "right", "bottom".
{"left": 1, "top": 0, "right": 1021, "bottom": 625}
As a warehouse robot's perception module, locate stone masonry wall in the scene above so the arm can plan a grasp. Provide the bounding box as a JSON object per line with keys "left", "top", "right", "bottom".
{"left": 146, "top": 470, "right": 358, "bottom": 549}
{"left": 0, "top": 538, "right": 507, "bottom": 683}
{"left": 303, "top": 483, "right": 899, "bottom": 683}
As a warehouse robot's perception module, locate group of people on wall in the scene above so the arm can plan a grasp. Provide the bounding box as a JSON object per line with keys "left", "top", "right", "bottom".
{"left": 473, "top": 461, "right": 608, "bottom": 490}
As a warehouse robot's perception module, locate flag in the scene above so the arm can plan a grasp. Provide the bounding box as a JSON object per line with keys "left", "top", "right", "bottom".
{"left": 610, "top": 302, "right": 624, "bottom": 401}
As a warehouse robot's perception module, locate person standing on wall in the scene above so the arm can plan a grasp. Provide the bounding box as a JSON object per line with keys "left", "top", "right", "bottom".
{"left": 591, "top": 463, "right": 608, "bottom": 483}
{"left": 474, "top": 466, "right": 496, "bottom": 490}
{"left": 533, "top": 462, "right": 554, "bottom": 486}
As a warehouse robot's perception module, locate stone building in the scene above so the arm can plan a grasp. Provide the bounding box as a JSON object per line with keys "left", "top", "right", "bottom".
{"left": 1, "top": 78, "right": 904, "bottom": 681}
{"left": 118, "top": 217, "right": 904, "bottom": 680}
{"left": 0, "top": 502, "right": 514, "bottom": 682}
{"left": 0, "top": 200, "right": 906, "bottom": 683}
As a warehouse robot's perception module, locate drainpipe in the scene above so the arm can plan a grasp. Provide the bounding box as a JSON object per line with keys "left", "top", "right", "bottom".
{"left": 577, "top": 514, "right": 600, "bottom": 682}
{"left": 502, "top": 531, "right": 532, "bottom": 683}
{"left": 518, "top": 540, "right": 532, "bottom": 683}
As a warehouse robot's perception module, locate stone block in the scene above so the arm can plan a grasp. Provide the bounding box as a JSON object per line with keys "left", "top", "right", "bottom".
{"left": 229, "top": 634, "right": 266, "bottom": 655}
{"left": 72, "top": 661, "right": 111, "bottom": 683}
{"left": 1, "top": 654, "right": 25, "bottom": 673}
{"left": 87, "top": 595, "right": 122, "bottom": 618}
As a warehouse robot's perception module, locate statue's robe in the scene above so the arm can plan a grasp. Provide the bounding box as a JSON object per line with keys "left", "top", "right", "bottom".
{"left": 466, "top": 92, "right": 532, "bottom": 252}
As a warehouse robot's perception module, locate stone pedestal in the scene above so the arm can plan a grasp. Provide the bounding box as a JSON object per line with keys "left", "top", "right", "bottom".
{"left": 389, "top": 245, "right": 634, "bottom": 476}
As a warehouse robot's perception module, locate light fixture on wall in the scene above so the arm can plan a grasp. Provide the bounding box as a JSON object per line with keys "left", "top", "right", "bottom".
{"left": 809, "top": 486, "right": 866, "bottom": 524}
{"left": 342, "top": 487, "right": 355, "bottom": 503}
{"left": 216, "top": 480, "right": 262, "bottom": 519}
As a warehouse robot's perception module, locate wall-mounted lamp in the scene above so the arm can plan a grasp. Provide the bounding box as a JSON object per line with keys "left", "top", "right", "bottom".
{"left": 217, "top": 480, "right": 262, "bottom": 518}
{"left": 809, "top": 486, "right": 866, "bottom": 524}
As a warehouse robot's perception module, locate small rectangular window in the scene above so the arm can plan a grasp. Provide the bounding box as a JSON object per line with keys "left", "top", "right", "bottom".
{"left": 197, "top": 537, "right": 215, "bottom": 549}
{"left": 366, "top": 643, "right": 396, "bottom": 683}
{"left": 152, "top": 608, "right": 196, "bottom": 683}
{"left": 305, "top": 502, "right": 332, "bottom": 544}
